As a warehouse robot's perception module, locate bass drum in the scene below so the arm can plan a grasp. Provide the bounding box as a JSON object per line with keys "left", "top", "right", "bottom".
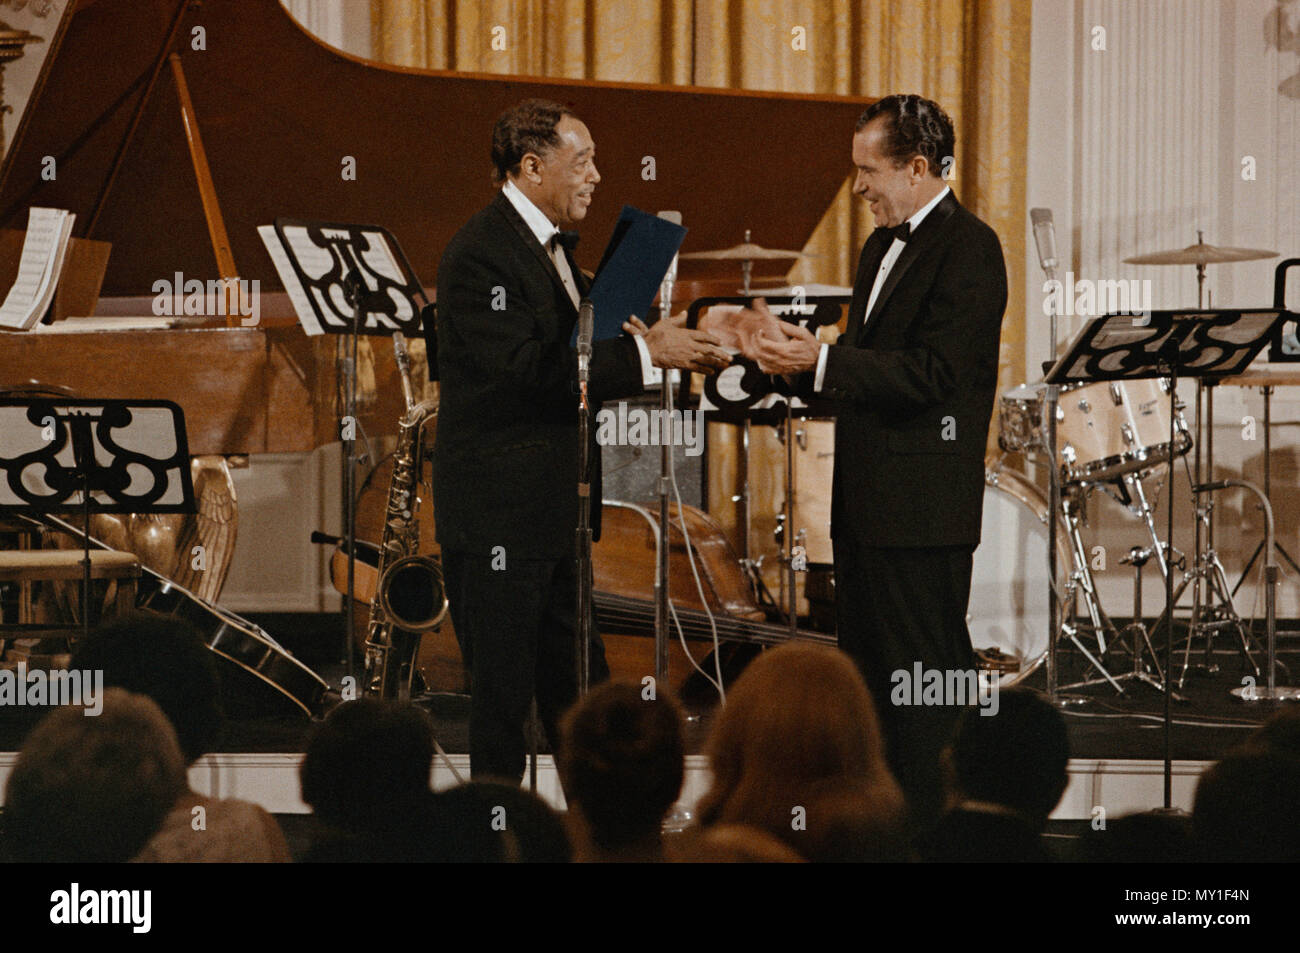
{"left": 969, "top": 466, "right": 1072, "bottom": 687}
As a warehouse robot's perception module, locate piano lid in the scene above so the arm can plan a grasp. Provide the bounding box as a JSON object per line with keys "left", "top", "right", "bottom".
{"left": 0, "top": 0, "right": 870, "bottom": 297}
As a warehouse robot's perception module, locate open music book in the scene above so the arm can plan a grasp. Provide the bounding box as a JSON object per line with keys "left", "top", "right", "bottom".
{"left": 0, "top": 207, "right": 76, "bottom": 331}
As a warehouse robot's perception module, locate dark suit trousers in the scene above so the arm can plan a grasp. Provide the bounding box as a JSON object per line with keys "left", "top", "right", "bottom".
{"left": 441, "top": 550, "right": 609, "bottom": 783}
{"left": 833, "top": 534, "right": 976, "bottom": 829}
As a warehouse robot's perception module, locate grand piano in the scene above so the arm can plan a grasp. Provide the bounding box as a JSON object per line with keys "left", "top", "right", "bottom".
{"left": 0, "top": 0, "right": 868, "bottom": 696}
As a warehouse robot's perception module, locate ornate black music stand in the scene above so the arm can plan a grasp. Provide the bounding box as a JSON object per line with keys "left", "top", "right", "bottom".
{"left": 1048, "top": 307, "right": 1288, "bottom": 808}
{"left": 259, "top": 219, "right": 429, "bottom": 687}
{"left": 0, "top": 398, "right": 195, "bottom": 638}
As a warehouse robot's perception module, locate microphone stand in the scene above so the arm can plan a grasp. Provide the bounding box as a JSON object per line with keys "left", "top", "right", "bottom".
{"left": 340, "top": 271, "right": 363, "bottom": 689}
{"left": 655, "top": 276, "right": 675, "bottom": 689}
{"left": 576, "top": 298, "right": 595, "bottom": 696}
{"left": 1035, "top": 213, "right": 1085, "bottom": 708}
{"left": 656, "top": 249, "right": 695, "bottom": 836}
{"left": 653, "top": 213, "right": 682, "bottom": 690}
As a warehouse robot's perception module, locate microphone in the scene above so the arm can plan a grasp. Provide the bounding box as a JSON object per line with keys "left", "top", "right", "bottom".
{"left": 657, "top": 210, "right": 682, "bottom": 317}
{"left": 1030, "top": 207, "right": 1059, "bottom": 279}
{"left": 578, "top": 297, "right": 594, "bottom": 384}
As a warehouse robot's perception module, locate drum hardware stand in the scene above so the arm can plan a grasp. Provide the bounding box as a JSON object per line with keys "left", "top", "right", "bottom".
{"left": 1104, "top": 471, "right": 1189, "bottom": 701}
{"left": 1175, "top": 493, "right": 1261, "bottom": 687}
{"left": 1052, "top": 487, "right": 1126, "bottom": 694}
{"left": 774, "top": 401, "right": 801, "bottom": 640}
{"left": 1032, "top": 207, "right": 1088, "bottom": 707}
{"left": 1111, "top": 545, "right": 1171, "bottom": 692}
{"left": 1201, "top": 479, "right": 1300, "bottom": 703}
{"left": 1107, "top": 415, "right": 1259, "bottom": 691}
{"left": 1175, "top": 379, "right": 1263, "bottom": 687}
{"left": 1232, "top": 383, "right": 1300, "bottom": 594}
{"left": 1237, "top": 258, "right": 1300, "bottom": 594}
{"left": 1127, "top": 495, "right": 1260, "bottom": 689}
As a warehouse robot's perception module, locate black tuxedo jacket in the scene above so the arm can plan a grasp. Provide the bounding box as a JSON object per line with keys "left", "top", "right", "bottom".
{"left": 430, "top": 190, "right": 644, "bottom": 559}
{"left": 820, "top": 191, "right": 1007, "bottom": 549}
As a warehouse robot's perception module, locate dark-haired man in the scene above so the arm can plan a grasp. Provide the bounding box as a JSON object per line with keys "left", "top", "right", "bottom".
{"left": 739, "top": 94, "right": 1007, "bottom": 826}
{"left": 431, "top": 99, "right": 728, "bottom": 782}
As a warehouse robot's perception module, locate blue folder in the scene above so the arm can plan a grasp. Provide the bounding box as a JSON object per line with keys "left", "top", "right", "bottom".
{"left": 570, "top": 205, "right": 688, "bottom": 344}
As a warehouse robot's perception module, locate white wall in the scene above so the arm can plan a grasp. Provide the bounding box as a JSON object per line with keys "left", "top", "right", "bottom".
{"left": 1026, "top": 0, "right": 1300, "bottom": 629}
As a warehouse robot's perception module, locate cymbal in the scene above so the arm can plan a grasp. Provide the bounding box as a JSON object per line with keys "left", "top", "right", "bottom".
{"left": 1124, "top": 240, "right": 1278, "bottom": 266}
{"left": 681, "top": 241, "right": 813, "bottom": 261}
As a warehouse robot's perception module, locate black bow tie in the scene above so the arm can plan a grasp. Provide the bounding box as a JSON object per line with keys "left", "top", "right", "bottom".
{"left": 550, "top": 230, "right": 580, "bottom": 252}
{"left": 880, "top": 222, "right": 911, "bottom": 244}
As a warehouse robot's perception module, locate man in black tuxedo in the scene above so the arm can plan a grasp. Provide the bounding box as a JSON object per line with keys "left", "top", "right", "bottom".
{"left": 430, "top": 99, "right": 728, "bottom": 782}
{"left": 744, "top": 94, "right": 1007, "bottom": 826}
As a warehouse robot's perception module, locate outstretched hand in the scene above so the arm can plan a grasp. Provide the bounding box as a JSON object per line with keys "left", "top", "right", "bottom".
{"left": 623, "top": 313, "right": 732, "bottom": 375}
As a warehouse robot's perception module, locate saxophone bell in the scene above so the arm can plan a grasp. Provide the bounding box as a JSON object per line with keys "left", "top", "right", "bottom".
{"left": 376, "top": 553, "right": 449, "bottom": 632}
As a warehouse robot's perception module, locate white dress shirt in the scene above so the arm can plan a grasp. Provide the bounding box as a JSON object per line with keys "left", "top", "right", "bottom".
{"left": 502, "top": 179, "right": 657, "bottom": 384}
{"left": 813, "top": 185, "right": 951, "bottom": 392}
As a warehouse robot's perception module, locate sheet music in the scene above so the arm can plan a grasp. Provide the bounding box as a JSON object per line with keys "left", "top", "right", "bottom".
{"left": 258, "top": 224, "right": 325, "bottom": 335}
{"left": 282, "top": 224, "right": 351, "bottom": 330}
{"left": 0, "top": 207, "right": 75, "bottom": 330}
{"left": 261, "top": 221, "right": 424, "bottom": 336}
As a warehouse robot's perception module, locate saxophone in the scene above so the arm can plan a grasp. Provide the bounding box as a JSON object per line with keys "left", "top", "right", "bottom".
{"left": 362, "top": 331, "right": 449, "bottom": 699}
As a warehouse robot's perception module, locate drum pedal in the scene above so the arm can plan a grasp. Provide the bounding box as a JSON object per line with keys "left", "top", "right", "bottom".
{"left": 974, "top": 646, "right": 1021, "bottom": 674}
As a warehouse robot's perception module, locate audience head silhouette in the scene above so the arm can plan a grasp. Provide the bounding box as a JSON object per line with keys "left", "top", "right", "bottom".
{"left": 301, "top": 698, "right": 436, "bottom": 834}
{"left": 558, "top": 680, "right": 685, "bottom": 861}
{"left": 71, "top": 611, "right": 223, "bottom": 765}
{"left": 4, "top": 688, "right": 187, "bottom": 862}
{"left": 1193, "top": 750, "right": 1300, "bottom": 863}
{"left": 949, "top": 686, "right": 1069, "bottom": 826}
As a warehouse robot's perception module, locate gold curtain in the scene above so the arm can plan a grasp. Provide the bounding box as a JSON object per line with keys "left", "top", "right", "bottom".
{"left": 370, "top": 0, "right": 1029, "bottom": 402}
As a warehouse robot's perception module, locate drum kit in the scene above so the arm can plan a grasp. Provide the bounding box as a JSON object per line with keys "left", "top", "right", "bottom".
{"left": 983, "top": 233, "right": 1292, "bottom": 696}
{"left": 990, "top": 373, "right": 1193, "bottom": 691}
